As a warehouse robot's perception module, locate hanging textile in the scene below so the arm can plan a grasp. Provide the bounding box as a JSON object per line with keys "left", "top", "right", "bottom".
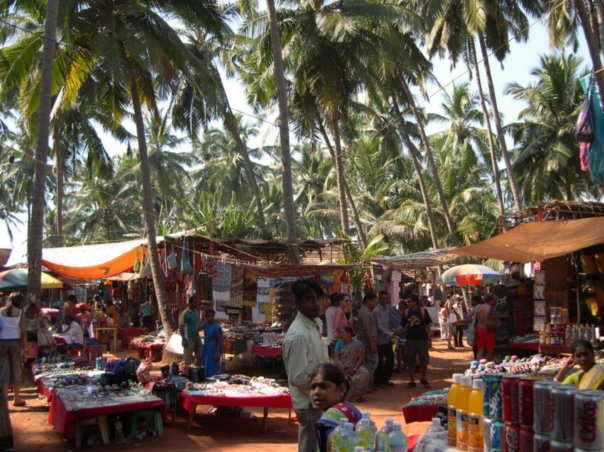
{"left": 254, "top": 277, "right": 271, "bottom": 322}
{"left": 580, "top": 75, "right": 604, "bottom": 184}
{"left": 180, "top": 238, "right": 193, "bottom": 274}
{"left": 242, "top": 271, "right": 257, "bottom": 307}
{"left": 226, "top": 265, "right": 244, "bottom": 309}
{"left": 212, "top": 262, "right": 231, "bottom": 312}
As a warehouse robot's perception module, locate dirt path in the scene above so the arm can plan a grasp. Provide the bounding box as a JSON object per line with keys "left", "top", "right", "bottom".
{"left": 9, "top": 339, "right": 472, "bottom": 451}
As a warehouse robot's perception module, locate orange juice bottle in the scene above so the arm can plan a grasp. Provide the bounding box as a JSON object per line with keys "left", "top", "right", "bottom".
{"left": 456, "top": 375, "right": 472, "bottom": 451}
{"left": 447, "top": 373, "right": 463, "bottom": 446}
{"left": 467, "top": 378, "right": 484, "bottom": 452}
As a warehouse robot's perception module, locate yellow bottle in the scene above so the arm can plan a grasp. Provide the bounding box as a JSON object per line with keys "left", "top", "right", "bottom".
{"left": 447, "top": 373, "right": 463, "bottom": 447}
{"left": 456, "top": 375, "right": 472, "bottom": 451}
{"left": 467, "top": 378, "right": 484, "bottom": 452}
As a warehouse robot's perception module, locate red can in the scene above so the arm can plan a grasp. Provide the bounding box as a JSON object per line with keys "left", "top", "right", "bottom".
{"left": 533, "top": 434, "right": 550, "bottom": 452}
{"left": 518, "top": 427, "right": 533, "bottom": 452}
{"left": 504, "top": 423, "right": 520, "bottom": 452}
{"left": 574, "top": 390, "right": 604, "bottom": 450}
{"left": 518, "top": 377, "right": 536, "bottom": 428}
{"left": 502, "top": 374, "right": 522, "bottom": 424}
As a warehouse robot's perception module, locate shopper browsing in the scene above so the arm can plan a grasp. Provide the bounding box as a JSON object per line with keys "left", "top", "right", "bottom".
{"left": 400, "top": 295, "right": 433, "bottom": 388}
{"left": 283, "top": 279, "right": 329, "bottom": 452}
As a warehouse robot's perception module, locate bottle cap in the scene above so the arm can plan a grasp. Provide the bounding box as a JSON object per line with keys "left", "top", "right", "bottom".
{"left": 472, "top": 379, "right": 483, "bottom": 389}
{"left": 461, "top": 375, "right": 473, "bottom": 387}
{"left": 385, "top": 418, "right": 393, "bottom": 425}
{"left": 431, "top": 418, "right": 441, "bottom": 427}
{"left": 452, "top": 373, "right": 463, "bottom": 383}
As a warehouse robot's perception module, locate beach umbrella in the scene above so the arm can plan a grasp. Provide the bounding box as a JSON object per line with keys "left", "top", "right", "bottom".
{"left": 439, "top": 264, "right": 501, "bottom": 286}
{"left": 0, "top": 268, "right": 63, "bottom": 291}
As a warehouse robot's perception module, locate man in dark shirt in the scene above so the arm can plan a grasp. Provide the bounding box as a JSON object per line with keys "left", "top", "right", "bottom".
{"left": 400, "top": 295, "right": 432, "bottom": 388}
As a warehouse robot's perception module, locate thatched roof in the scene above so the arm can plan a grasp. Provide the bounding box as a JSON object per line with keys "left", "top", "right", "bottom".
{"left": 513, "top": 200, "right": 604, "bottom": 222}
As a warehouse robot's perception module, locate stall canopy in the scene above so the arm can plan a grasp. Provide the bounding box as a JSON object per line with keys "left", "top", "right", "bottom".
{"left": 448, "top": 217, "right": 604, "bottom": 262}
{"left": 371, "top": 249, "right": 457, "bottom": 270}
{"left": 42, "top": 238, "right": 159, "bottom": 279}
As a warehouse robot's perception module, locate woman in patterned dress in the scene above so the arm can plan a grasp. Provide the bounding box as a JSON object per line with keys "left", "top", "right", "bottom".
{"left": 333, "top": 326, "right": 371, "bottom": 402}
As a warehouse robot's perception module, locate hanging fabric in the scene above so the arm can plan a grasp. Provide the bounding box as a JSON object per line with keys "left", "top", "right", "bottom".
{"left": 580, "top": 75, "right": 604, "bottom": 184}
{"left": 167, "top": 243, "right": 178, "bottom": 270}
{"left": 577, "top": 76, "right": 595, "bottom": 143}
{"left": 180, "top": 238, "right": 193, "bottom": 274}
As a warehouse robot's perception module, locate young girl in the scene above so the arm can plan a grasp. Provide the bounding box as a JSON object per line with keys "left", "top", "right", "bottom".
{"left": 311, "top": 363, "right": 362, "bottom": 452}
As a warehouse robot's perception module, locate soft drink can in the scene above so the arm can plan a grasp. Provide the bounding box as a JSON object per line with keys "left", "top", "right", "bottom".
{"left": 548, "top": 441, "right": 573, "bottom": 452}
{"left": 551, "top": 385, "right": 576, "bottom": 443}
{"left": 519, "top": 427, "right": 533, "bottom": 452}
{"left": 533, "top": 434, "right": 550, "bottom": 452}
{"left": 484, "top": 374, "right": 504, "bottom": 421}
{"left": 484, "top": 418, "right": 504, "bottom": 452}
{"left": 504, "top": 423, "right": 520, "bottom": 452}
{"left": 533, "top": 381, "right": 559, "bottom": 434}
{"left": 503, "top": 374, "right": 522, "bottom": 424}
{"left": 574, "top": 390, "right": 604, "bottom": 450}
{"left": 518, "top": 377, "right": 537, "bottom": 428}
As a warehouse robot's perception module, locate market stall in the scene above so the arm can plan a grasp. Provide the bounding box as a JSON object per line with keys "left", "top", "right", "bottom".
{"left": 180, "top": 376, "right": 292, "bottom": 431}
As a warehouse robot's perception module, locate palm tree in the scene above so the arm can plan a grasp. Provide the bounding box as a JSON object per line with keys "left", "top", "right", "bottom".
{"left": 505, "top": 54, "right": 598, "bottom": 202}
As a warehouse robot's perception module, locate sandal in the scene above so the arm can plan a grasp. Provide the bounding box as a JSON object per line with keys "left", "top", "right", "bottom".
{"left": 405, "top": 381, "right": 416, "bottom": 388}
{"left": 420, "top": 379, "right": 431, "bottom": 388}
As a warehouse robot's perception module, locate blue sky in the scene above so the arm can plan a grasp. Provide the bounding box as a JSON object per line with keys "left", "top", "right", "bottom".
{"left": 0, "top": 21, "right": 593, "bottom": 264}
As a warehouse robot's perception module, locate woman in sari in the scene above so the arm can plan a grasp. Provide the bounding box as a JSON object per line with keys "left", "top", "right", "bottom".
{"left": 200, "top": 309, "right": 224, "bottom": 378}
{"left": 334, "top": 326, "right": 370, "bottom": 402}
{"left": 555, "top": 339, "right": 604, "bottom": 389}
{"left": 311, "top": 363, "right": 362, "bottom": 452}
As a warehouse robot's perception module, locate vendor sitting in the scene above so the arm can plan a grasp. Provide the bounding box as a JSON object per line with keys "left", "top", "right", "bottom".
{"left": 60, "top": 316, "right": 84, "bottom": 348}
{"left": 554, "top": 339, "right": 604, "bottom": 390}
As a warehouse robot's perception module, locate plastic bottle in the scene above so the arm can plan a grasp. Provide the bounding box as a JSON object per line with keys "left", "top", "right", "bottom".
{"left": 467, "top": 378, "right": 484, "bottom": 452}
{"left": 356, "top": 414, "right": 377, "bottom": 451}
{"left": 426, "top": 417, "right": 447, "bottom": 442}
{"left": 456, "top": 375, "right": 472, "bottom": 451}
{"left": 115, "top": 416, "right": 124, "bottom": 444}
{"left": 331, "top": 419, "right": 348, "bottom": 452}
{"left": 447, "top": 373, "right": 463, "bottom": 446}
{"left": 385, "top": 423, "right": 407, "bottom": 452}
{"left": 414, "top": 418, "right": 448, "bottom": 452}
{"left": 539, "top": 327, "right": 546, "bottom": 344}
{"left": 375, "top": 418, "right": 394, "bottom": 452}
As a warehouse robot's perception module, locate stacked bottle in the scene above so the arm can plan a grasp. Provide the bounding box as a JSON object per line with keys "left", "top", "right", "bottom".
{"left": 467, "top": 378, "right": 484, "bottom": 452}
{"left": 456, "top": 375, "right": 473, "bottom": 450}
{"left": 447, "top": 373, "right": 463, "bottom": 447}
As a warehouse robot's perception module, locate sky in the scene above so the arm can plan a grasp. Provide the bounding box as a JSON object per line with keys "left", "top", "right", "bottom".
{"left": 0, "top": 20, "right": 593, "bottom": 265}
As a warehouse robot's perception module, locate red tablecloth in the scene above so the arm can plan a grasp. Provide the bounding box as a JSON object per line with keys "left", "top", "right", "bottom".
{"left": 402, "top": 404, "right": 439, "bottom": 424}
{"left": 49, "top": 391, "right": 166, "bottom": 440}
{"left": 180, "top": 391, "right": 292, "bottom": 415}
{"left": 509, "top": 341, "right": 539, "bottom": 351}
{"left": 120, "top": 328, "right": 145, "bottom": 349}
{"left": 251, "top": 344, "right": 283, "bottom": 358}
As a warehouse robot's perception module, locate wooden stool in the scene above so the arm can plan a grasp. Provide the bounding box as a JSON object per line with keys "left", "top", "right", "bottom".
{"left": 75, "top": 415, "right": 110, "bottom": 448}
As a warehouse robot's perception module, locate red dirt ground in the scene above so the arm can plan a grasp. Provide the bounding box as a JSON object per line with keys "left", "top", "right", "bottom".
{"left": 8, "top": 339, "right": 472, "bottom": 451}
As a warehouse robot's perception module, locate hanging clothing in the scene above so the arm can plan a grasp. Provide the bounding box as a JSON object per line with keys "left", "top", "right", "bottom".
{"left": 581, "top": 76, "right": 604, "bottom": 184}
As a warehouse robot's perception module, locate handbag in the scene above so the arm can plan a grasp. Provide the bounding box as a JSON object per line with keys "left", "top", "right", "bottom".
{"left": 576, "top": 77, "right": 595, "bottom": 143}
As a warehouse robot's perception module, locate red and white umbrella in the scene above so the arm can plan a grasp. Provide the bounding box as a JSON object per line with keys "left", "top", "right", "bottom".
{"left": 439, "top": 264, "right": 501, "bottom": 286}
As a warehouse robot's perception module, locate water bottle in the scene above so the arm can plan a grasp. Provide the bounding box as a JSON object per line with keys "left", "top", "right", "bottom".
{"left": 376, "top": 418, "right": 394, "bottom": 452}
{"left": 114, "top": 416, "right": 124, "bottom": 444}
{"left": 385, "top": 423, "right": 407, "bottom": 452}
{"left": 425, "top": 417, "right": 447, "bottom": 443}
{"left": 356, "top": 415, "right": 376, "bottom": 451}
{"left": 331, "top": 419, "right": 348, "bottom": 452}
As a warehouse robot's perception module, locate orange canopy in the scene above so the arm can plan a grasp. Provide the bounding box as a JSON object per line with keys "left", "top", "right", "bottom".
{"left": 42, "top": 239, "right": 153, "bottom": 279}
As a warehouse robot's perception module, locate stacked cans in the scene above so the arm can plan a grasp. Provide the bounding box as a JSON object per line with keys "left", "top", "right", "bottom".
{"left": 574, "top": 390, "right": 604, "bottom": 451}
{"left": 551, "top": 384, "right": 576, "bottom": 449}
{"left": 533, "top": 380, "right": 559, "bottom": 451}
{"left": 500, "top": 374, "right": 536, "bottom": 452}
{"left": 483, "top": 374, "right": 504, "bottom": 451}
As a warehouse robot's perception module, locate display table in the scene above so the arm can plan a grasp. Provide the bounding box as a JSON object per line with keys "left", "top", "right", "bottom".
{"left": 93, "top": 327, "right": 118, "bottom": 352}
{"left": 402, "top": 404, "right": 439, "bottom": 424}
{"left": 49, "top": 386, "right": 166, "bottom": 442}
{"left": 539, "top": 344, "right": 572, "bottom": 355}
{"left": 251, "top": 344, "right": 282, "bottom": 358}
{"left": 180, "top": 390, "right": 292, "bottom": 431}
{"left": 120, "top": 328, "right": 145, "bottom": 349}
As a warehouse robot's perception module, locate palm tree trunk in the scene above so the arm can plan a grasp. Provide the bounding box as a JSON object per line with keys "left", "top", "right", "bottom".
{"left": 393, "top": 103, "right": 439, "bottom": 250}
{"left": 469, "top": 38, "right": 506, "bottom": 224}
{"left": 129, "top": 71, "right": 175, "bottom": 335}
{"left": 329, "top": 110, "right": 351, "bottom": 237}
{"left": 222, "top": 109, "right": 265, "bottom": 226}
{"left": 576, "top": 0, "right": 604, "bottom": 106}
{"left": 317, "top": 118, "right": 367, "bottom": 247}
{"left": 266, "top": 0, "right": 299, "bottom": 264}
{"left": 27, "top": 0, "right": 59, "bottom": 307}
{"left": 397, "top": 75, "right": 458, "bottom": 246}
{"left": 477, "top": 32, "right": 522, "bottom": 212}
{"left": 53, "top": 126, "right": 65, "bottom": 247}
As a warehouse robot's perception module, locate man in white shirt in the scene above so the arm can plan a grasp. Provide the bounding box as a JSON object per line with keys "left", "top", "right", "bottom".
{"left": 283, "top": 279, "right": 329, "bottom": 452}
{"left": 373, "top": 290, "right": 395, "bottom": 387}
{"left": 61, "top": 316, "right": 84, "bottom": 347}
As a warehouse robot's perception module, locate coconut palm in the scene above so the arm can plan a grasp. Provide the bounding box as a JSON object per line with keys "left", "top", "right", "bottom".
{"left": 505, "top": 54, "right": 598, "bottom": 202}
